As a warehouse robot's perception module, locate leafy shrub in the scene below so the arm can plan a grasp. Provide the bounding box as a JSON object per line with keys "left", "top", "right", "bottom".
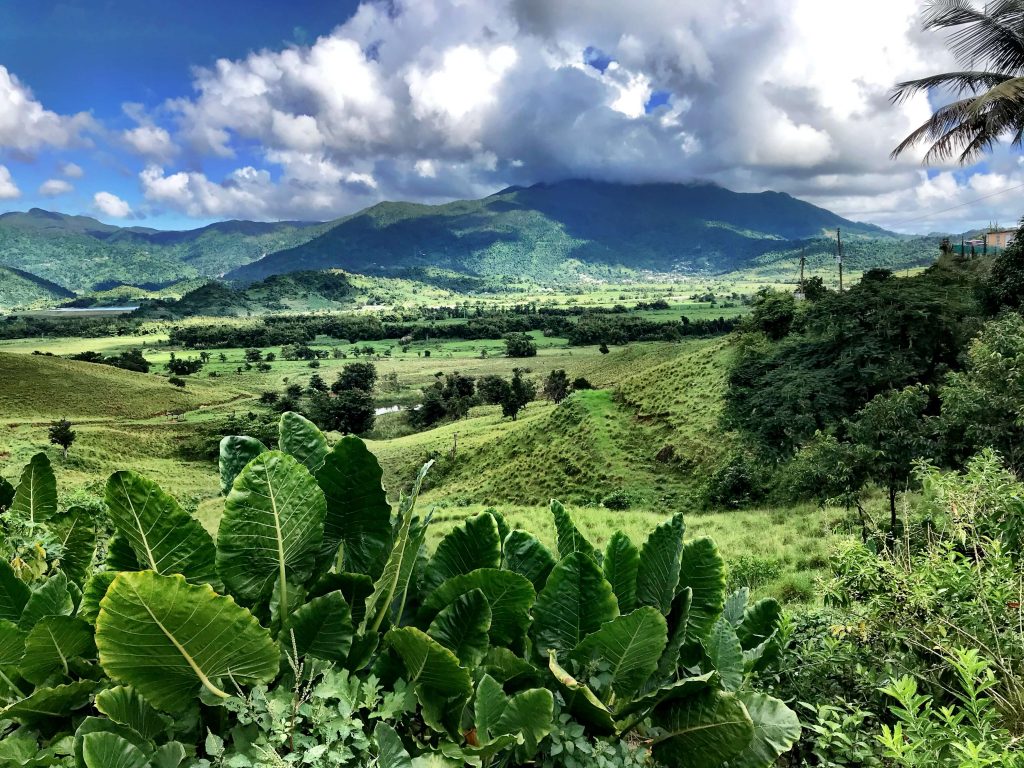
{"left": 727, "top": 554, "right": 784, "bottom": 591}
{"left": 0, "top": 416, "right": 800, "bottom": 767}
{"left": 706, "top": 452, "right": 768, "bottom": 509}
{"left": 601, "top": 489, "right": 638, "bottom": 510}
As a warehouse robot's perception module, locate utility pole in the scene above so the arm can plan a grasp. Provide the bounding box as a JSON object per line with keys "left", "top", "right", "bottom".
{"left": 799, "top": 247, "right": 806, "bottom": 290}
{"left": 836, "top": 228, "right": 843, "bottom": 293}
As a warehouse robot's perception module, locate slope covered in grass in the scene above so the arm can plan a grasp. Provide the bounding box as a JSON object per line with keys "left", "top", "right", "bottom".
{"left": 368, "top": 338, "right": 732, "bottom": 508}
{"left": 0, "top": 351, "right": 246, "bottom": 420}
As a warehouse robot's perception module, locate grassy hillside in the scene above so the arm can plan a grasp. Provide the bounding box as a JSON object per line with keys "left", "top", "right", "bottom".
{"left": 0, "top": 209, "right": 324, "bottom": 291}
{"left": 365, "top": 339, "right": 731, "bottom": 509}
{"left": 0, "top": 265, "right": 75, "bottom": 310}
{"left": 228, "top": 179, "right": 916, "bottom": 283}
{"left": 0, "top": 351, "right": 245, "bottom": 420}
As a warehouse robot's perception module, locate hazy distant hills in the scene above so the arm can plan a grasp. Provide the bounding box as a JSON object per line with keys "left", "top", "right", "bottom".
{"left": 226, "top": 179, "right": 903, "bottom": 283}
{"left": 0, "top": 209, "right": 326, "bottom": 292}
{"left": 0, "top": 180, "right": 940, "bottom": 307}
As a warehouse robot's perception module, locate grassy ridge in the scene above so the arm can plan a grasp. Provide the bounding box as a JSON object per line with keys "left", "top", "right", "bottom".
{"left": 0, "top": 351, "right": 246, "bottom": 420}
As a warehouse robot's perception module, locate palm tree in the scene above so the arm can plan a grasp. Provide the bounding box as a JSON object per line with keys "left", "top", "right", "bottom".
{"left": 891, "top": 0, "right": 1024, "bottom": 164}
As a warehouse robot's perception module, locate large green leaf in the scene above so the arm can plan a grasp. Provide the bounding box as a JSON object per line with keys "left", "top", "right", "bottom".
{"left": 571, "top": 606, "right": 667, "bottom": 702}
{"left": 472, "top": 675, "right": 553, "bottom": 760}
{"left": 551, "top": 500, "right": 597, "bottom": 562}
{"left": 615, "top": 671, "right": 718, "bottom": 719}
{"left": 474, "top": 674, "right": 510, "bottom": 744}
{"left": 386, "top": 627, "right": 472, "bottom": 736}
{"left": 737, "top": 598, "right": 782, "bottom": 650}
{"left": 636, "top": 514, "right": 684, "bottom": 615}
{"left": 49, "top": 506, "right": 96, "bottom": 587}
{"left": 677, "top": 537, "right": 727, "bottom": 644}
{"left": 105, "top": 471, "right": 218, "bottom": 586}
{"left": 603, "top": 532, "right": 640, "bottom": 613}
{"left": 361, "top": 461, "right": 430, "bottom": 635}
{"left": 496, "top": 687, "right": 554, "bottom": 759}
{"left": 279, "top": 412, "right": 328, "bottom": 473}
{"left": 315, "top": 436, "right": 392, "bottom": 577}
{"left": 19, "top": 571, "right": 73, "bottom": 629}
{"left": 502, "top": 530, "right": 555, "bottom": 590}
{"left": 95, "top": 685, "right": 172, "bottom": 741}
{"left": 656, "top": 587, "right": 691, "bottom": 680}
{"left": 422, "top": 513, "right": 500, "bottom": 593}
{"left": 288, "top": 591, "right": 353, "bottom": 664}
{"left": 73, "top": 717, "right": 150, "bottom": 768}
{"left": 730, "top": 692, "right": 802, "bottom": 768}
{"left": 9, "top": 453, "right": 57, "bottom": 524}
{"left": 420, "top": 569, "right": 535, "bottom": 648}
{"left": 81, "top": 731, "right": 149, "bottom": 768}
{"left": 95, "top": 571, "right": 280, "bottom": 712}
{"left": 308, "top": 571, "right": 373, "bottom": 627}
{"left": 218, "top": 436, "right": 267, "bottom": 496}
{"left": 651, "top": 689, "right": 755, "bottom": 768}
{"left": 217, "top": 451, "right": 326, "bottom": 618}
{"left": 531, "top": 552, "right": 618, "bottom": 661}
{"left": 704, "top": 618, "right": 744, "bottom": 693}
{"left": 0, "top": 620, "right": 26, "bottom": 666}
{"left": 427, "top": 589, "right": 491, "bottom": 667}
{"left": 481, "top": 647, "right": 539, "bottom": 686}
{"left": 21, "top": 616, "right": 95, "bottom": 684}
{"left": 105, "top": 534, "right": 141, "bottom": 572}
{"left": 2, "top": 680, "right": 98, "bottom": 724}
{"left": 79, "top": 572, "right": 117, "bottom": 625}
{"left": 374, "top": 722, "right": 412, "bottom": 768}
{"left": 0, "top": 560, "right": 30, "bottom": 622}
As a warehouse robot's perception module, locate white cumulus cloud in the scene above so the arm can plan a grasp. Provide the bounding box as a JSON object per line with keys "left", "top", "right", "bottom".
{"left": 93, "top": 191, "right": 133, "bottom": 218}
{"left": 59, "top": 162, "right": 84, "bottom": 179}
{"left": 117, "top": 0, "right": 1003, "bottom": 231}
{"left": 0, "top": 66, "right": 93, "bottom": 153}
{"left": 39, "top": 179, "right": 73, "bottom": 197}
{"left": 0, "top": 166, "right": 20, "bottom": 199}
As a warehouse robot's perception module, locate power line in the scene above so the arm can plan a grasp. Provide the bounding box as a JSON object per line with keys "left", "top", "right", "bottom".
{"left": 886, "top": 180, "right": 1024, "bottom": 230}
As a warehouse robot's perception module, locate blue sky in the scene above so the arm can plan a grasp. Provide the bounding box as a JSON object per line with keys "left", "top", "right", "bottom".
{"left": 0, "top": 0, "right": 1019, "bottom": 233}
{"left": 0, "top": 0, "right": 358, "bottom": 228}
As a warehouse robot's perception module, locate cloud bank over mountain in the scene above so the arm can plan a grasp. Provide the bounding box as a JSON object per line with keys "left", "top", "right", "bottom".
{"left": 0, "top": 0, "right": 1021, "bottom": 232}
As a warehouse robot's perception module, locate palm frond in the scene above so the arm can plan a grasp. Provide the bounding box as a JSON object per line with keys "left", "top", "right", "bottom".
{"left": 891, "top": 70, "right": 1012, "bottom": 103}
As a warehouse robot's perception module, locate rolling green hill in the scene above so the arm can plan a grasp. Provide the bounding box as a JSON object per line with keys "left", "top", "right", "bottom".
{"left": 0, "top": 265, "right": 75, "bottom": 310}
{"left": 0, "top": 209, "right": 325, "bottom": 292}
{"left": 0, "top": 351, "right": 246, "bottom": 420}
{"left": 227, "top": 179, "right": 923, "bottom": 283}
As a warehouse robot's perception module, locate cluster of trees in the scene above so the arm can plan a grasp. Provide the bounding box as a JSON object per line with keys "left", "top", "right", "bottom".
{"left": 164, "top": 352, "right": 205, "bottom": 376}
{"left": 69, "top": 348, "right": 151, "bottom": 373}
{"left": 166, "top": 303, "right": 738, "bottom": 351}
{"left": 412, "top": 368, "right": 539, "bottom": 427}
{"left": 718, "top": 226, "right": 1024, "bottom": 528}
{"left": 262, "top": 361, "right": 378, "bottom": 435}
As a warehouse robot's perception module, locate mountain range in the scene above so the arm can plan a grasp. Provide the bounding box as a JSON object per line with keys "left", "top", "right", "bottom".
{"left": 0, "top": 180, "right": 941, "bottom": 308}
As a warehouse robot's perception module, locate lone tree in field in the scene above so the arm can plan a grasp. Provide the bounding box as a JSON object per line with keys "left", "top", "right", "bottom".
{"left": 542, "top": 369, "right": 571, "bottom": 403}
{"left": 503, "top": 332, "right": 537, "bottom": 358}
{"left": 333, "top": 362, "right": 377, "bottom": 393}
{"left": 891, "top": 1, "right": 1024, "bottom": 164}
{"left": 48, "top": 418, "right": 76, "bottom": 459}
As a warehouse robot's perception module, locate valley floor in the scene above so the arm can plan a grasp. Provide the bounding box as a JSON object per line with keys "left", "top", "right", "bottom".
{"left": 0, "top": 325, "right": 860, "bottom": 605}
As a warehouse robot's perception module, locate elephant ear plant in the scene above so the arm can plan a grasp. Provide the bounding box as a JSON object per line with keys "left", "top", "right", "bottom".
{"left": 0, "top": 412, "right": 799, "bottom": 767}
